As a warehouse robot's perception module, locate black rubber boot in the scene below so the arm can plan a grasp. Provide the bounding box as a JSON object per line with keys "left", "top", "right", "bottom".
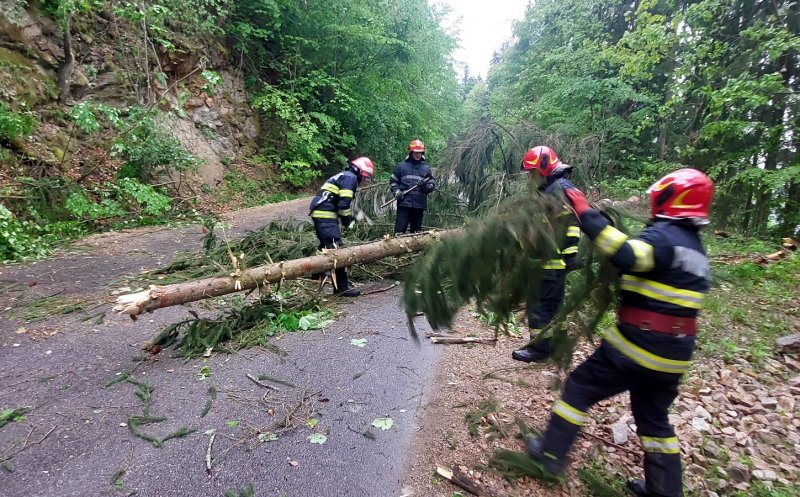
{"left": 334, "top": 287, "right": 361, "bottom": 297}
{"left": 626, "top": 479, "right": 649, "bottom": 496}
{"left": 525, "top": 436, "right": 566, "bottom": 476}
{"left": 512, "top": 338, "right": 552, "bottom": 363}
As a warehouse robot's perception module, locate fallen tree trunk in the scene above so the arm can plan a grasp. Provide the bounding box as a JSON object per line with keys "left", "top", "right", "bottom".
{"left": 114, "top": 229, "right": 461, "bottom": 318}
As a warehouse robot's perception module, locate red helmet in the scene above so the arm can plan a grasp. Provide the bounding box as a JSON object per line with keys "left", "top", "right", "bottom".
{"left": 647, "top": 168, "right": 714, "bottom": 222}
{"left": 408, "top": 139, "right": 425, "bottom": 153}
{"left": 521, "top": 146, "right": 562, "bottom": 177}
{"left": 350, "top": 156, "right": 375, "bottom": 180}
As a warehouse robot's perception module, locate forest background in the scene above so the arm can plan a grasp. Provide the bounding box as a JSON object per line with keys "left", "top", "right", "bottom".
{"left": 1, "top": 0, "right": 799, "bottom": 261}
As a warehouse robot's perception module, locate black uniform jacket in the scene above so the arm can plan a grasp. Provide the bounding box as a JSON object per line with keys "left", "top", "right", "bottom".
{"left": 309, "top": 170, "right": 359, "bottom": 226}
{"left": 542, "top": 176, "right": 581, "bottom": 270}
{"left": 578, "top": 210, "right": 711, "bottom": 374}
{"left": 390, "top": 159, "right": 435, "bottom": 210}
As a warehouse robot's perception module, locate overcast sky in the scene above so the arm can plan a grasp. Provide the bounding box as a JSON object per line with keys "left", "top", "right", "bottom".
{"left": 432, "top": 0, "right": 530, "bottom": 78}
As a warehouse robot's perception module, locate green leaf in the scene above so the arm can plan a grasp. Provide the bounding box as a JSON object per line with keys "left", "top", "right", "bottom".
{"left": 227, "top": 420, "right": 239, "bottom": 428}
{"left": 257, "top": 432, "right": 278, "bottom": 443}
{"left": 307, "top": 433, "right": 327, "bottom": 444}
{"left": 371, "top": 416, "right": 394, "bottom": 431}
{"left": 350, "top": 338, "right": 367, "bottom": 348}
{"left": 306, "top": 418, "right": 319, "bottom": 428}
{"left": 298, "top": 312, "right": 335, "bottom": 330}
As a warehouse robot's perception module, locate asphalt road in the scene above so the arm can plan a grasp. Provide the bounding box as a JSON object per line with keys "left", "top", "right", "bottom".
{"left": 0, "top": 198, "right": 440, "bottom": 497}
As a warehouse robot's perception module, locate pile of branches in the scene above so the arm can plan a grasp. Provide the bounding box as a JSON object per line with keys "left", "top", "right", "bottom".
{"left": 403, "top": 180, "right": 632, "bottom": 369}
{"left": 145, "top": 291, "right": 328, "bottom": 358}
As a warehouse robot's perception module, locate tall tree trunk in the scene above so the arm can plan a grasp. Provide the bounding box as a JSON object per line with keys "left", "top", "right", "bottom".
{"left": 58, "top": 14, "right": 75, "bottom": 104}
{"left": 782, "top": 181, "right": 800, "bottom": 238}
{"left": 114, "top": 230, "right": 461, "bottom": 318}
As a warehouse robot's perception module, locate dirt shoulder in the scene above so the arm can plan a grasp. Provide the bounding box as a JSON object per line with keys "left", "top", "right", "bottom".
{"left": 403, "top": 310, "right": 800, "bottom": 497}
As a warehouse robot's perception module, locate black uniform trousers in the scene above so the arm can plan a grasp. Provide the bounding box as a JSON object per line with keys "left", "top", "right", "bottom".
{"left": 394, "top": 206, "right": 425, "bottom": 234}
{"left": 541, "top": 340, "right": 683, "bottom": 497}
{"left": 313, "top": 219, "right": 350, "bottom": 291}
{"left": 525, "top": 269, "right": 568, "bottom": 352}
{"left": 527, "top": 269, "right": 568, "bottom": 328}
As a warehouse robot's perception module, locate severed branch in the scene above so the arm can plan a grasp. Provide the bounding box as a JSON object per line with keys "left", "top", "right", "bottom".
{"left": 246, "top": 374, "right": 279, "bottom": 391}
{"left": 436, "top": 465, "right": 492, "bottom": 496}
{"left": 114, "top": 230, "right": 461, "bottom": 318}
{"left": 428, "top": 334, "right": 497, "bottom": 345}
{"left": 206, "top": 432, "right": 215, "bottom": 479}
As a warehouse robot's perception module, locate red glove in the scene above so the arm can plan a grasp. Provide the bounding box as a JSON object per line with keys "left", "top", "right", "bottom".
{"left": 566, "top": 188, "right": 591, "bottom": 216}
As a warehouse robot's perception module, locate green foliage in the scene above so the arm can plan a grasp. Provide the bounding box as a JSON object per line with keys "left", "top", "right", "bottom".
{"left": 65, "top": 178, "right": 172, "bottom": 225}
{"left": 68, "top": 101, "right": 121, "bottom": 134}
{"left": 278, "top": 160, "right": 319, "bottom": 188}
{"left": 0, "top": 407, "right": 28, "bottom": 430}
{"left": 577, "top": 460, "right": 627, "bottom": 496}
{"left": 371, "top": 417, "right": 394, "bottom": 431}
{"left": 145, "top": 292, "right": 332, "bottom": 358}
{"left": 232, "top": 0, "right": 461, "bottom": 178}
{"left": 597, "top": 160, "right": 679, "bottom": 199}
{"left": 111, "top": 112, "right": 200, "bottom": 181}
{"left": 489, "top": 448, "right": 564, "bottom": 485}
{"left": 474, "top": 0, "right": 800, "bottom": 237}
{"left": 729, "top": 481, "right": 800, "bottom": 497}
{"left": 0, "top": 102, "right": 36, "bottom": 143}
{"left": 0, "top": 204, "right": 53, "bottom": 261}
{"left": 224, "top": 483, "right": 255, "bottom": 497}
{"left": 200, "top": 70, "right": 222, "bottom": 96}
{"left": 69, "top": 101, "right": 101, "bottom": 134}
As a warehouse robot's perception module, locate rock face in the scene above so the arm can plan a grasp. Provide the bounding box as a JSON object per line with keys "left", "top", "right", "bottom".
{"left": 0, "top": 2, "right": 259, "bottom": 190}
{"left": 776, "top": 333, "right": 800, "bottom": 354}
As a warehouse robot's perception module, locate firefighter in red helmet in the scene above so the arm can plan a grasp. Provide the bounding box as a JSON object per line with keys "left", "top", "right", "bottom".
{"left": 513, "top": 145, "right": 582, "bottom": 363}
{"left": 390, "top": 139, "right": 436, "bottom": 234}
{"left": 309, "top": 157, "right": 375, "bottom": 297}
{"left": 527, "top": 168, "right": 714, "bottom": 497}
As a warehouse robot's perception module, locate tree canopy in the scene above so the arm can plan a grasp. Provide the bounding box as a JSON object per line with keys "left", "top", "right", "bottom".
{"left": 456, "top": 0, "right": 800, "bottom": 238}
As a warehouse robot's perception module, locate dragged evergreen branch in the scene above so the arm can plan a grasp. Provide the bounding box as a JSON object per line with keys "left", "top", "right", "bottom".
{"left": 403, "top": 185, "right": 633, "bottom": 367}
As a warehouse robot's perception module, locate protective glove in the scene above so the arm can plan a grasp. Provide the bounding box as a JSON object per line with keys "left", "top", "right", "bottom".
{"left": 394, "top": 190, "right": 404, "bottom": 200}
{"left": 565, "top": 188, "right": 591, "bottom": 216}
{"left": 419, "top": 177, "right": 435, "bottom": 193}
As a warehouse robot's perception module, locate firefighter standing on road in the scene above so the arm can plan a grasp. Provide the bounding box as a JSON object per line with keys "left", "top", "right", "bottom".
{"left": 512, "top": 145, "right": 582, "bottom": 363}
{"left": 526, "top": 168, "right": 714, "bottom": 497}
{"left": 309, "top": 157, "right": 375, "bottom": 297}
{"left": 390, "top": 139, "right": 436, "bottom": 234}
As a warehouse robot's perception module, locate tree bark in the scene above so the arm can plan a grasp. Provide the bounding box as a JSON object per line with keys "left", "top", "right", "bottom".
{"left": 58, "top": 14, "right": 75, "bottom": 104}
{"left": 114, "top": 229, "right": 462, "bottom": 318}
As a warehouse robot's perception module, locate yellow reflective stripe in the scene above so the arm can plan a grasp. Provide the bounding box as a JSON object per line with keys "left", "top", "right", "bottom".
{"left": 628, "top": 240, "right": 655, "bottom": 272}
{"left": 621, "top": 275, "right": 704, "bottom": 309}
{"left": 338, "top": 209, "right": 352, "bottom": 216}
{"left": 310, "top": 210, "right": 338, "bottom": 219}
{"left": 543, "top": 259, "right": 566, "bottom": 270}
{"left": 553, "top": 400, "right": 588, "bottom": 426}
{"left": 567, "top": 226, "right": 581, "bottom": 238}
{"left": 339, "top": 189, "right": 354, "bottom": 198}
{"left": 595, "top": 225, "right": 628, "bottom": 256}
{"left": 321, "top": 183, "right": 340, "bottom": 194}
{"left": 562, "top": 246, "right": 578, "bottom": 255}
{"left": 605, "top": 326, "right": 690, "bottom": 374}
{"left": 640, "top": 436, "right": 681, "bottom": 454}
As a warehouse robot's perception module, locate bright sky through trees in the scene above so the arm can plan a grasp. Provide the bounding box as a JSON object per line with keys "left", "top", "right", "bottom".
{"left": 432, "top": 0, "right": 529, "bottom": 78}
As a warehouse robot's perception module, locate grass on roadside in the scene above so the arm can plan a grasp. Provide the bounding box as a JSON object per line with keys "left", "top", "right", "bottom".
{"left": 699, "top": 234, "right": 799, "bottom": 366}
